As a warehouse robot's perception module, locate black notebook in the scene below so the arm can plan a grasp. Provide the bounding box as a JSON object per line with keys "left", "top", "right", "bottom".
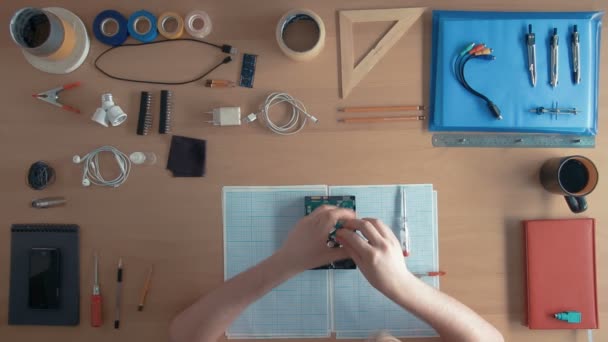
{"left": 9, "top": 224, "right": 80, "bottom": 326}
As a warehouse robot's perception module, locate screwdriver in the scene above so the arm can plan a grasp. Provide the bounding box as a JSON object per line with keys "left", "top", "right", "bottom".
{"left": 91, "top": 252, "right": 103, "bottom": 327}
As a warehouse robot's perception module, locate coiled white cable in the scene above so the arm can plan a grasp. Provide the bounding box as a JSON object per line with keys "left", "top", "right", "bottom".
{"left": 256, "top": 92, "right": 318, "bottom": 135}
{"left": 73, "top": 146, "right": 131, "bottom": 187}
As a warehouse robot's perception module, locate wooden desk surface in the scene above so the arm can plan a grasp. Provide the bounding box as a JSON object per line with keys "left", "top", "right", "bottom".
{"left": 0, "top": 1, "right": 606, "bottom": 341}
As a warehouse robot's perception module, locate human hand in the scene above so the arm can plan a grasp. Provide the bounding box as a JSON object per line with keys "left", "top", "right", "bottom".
{"left": 336, "top": 218, "right": 413, "bottom": 298}
{"left": 277, "top": 205, "right": 355, "bottom": 272}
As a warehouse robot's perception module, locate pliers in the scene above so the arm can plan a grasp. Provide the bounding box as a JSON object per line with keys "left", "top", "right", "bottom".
{"left": 32, "top": 82, "right": 81, "bottom": 113}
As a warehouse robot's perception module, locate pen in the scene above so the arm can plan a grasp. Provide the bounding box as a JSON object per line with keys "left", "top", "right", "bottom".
{"left": 526, "top": 24, "right": 537, "bottom": 87}
{"left": 114, "top": 258, "right": 123, "bottom": 329}
{"left": 400, "top": 187, "right": 411, "bottom": 257}
{"left": 571, "top": 25, "right": 581, "bottom": 84}
{"left": 413, "top": 271, "right": 446, "bottom": 278}
{"left": 550, "top": 28, "right": 559, "bottom": 87}
{"left": 138, "top": 266, "right": 154, "bottom": 311}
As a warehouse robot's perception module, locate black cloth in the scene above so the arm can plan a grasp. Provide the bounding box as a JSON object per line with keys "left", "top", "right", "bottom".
{"left": 167, "top": 135, "right": 206, "bottom": 177}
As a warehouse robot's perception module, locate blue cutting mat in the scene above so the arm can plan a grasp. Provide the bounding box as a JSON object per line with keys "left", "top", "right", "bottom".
{"left": 429, "top": 11, "right": 603, "bottom": 135}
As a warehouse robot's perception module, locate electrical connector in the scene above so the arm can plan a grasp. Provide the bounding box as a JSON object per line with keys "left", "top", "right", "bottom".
{"left": 243, "top": 113, "right": 257, "bottom": 123}
{"left": 487, "top": 102, "right": 503, "bottom": 120}
{"left": 459, "top": 42, "right": 476, "bottom": 56}
{"left": 554, "top": 311, "right": 582, "bottom": 324}
{"left": 221, "top": 44, "right": 238, "bottom": 55}
{"left": 207, "top": 107, "right": 241, "bottom": 126}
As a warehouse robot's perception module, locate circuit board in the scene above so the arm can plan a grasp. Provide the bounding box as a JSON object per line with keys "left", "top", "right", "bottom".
{"left": 304, "top": 196, "right": 356, "bottom": 270}
{"left": 239, "top": 53, "right": 257, "bottom": 88}
{"left": 305, "top": 195, "right": 356, "bottom": 215}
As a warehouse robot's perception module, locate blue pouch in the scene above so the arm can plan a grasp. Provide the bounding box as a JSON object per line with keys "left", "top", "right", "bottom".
{"left": 430, "top": 11, "right": 603, "bottom": 135}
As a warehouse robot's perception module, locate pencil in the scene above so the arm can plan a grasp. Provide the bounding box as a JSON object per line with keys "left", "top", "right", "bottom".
{"left": 338, "top": 105, "right": 425, "bottom": 113}
{"left": 114, "top": 258, "right": 123, "bottom": 329}
{"left": 338, "top": 115, "right": 425, "bottom": 124}
{"left": 138, "top": 266, "right": 154, "bottom": 311}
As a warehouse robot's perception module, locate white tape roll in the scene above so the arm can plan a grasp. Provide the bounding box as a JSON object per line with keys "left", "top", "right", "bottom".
{"left": 276, "top": 9, "right": 325, "bottom": 62}
{"left": 185, "top": 10, "right": 212, "bottom": 39}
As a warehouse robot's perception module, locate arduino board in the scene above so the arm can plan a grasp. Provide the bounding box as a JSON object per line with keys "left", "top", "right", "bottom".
{"left": 304, "top": 196, "right": 356, "bottom": 270}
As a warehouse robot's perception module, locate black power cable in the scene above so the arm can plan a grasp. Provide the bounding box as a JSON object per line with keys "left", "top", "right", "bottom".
{"left": 94, "top": 38, "right": 235, "bottom": 85}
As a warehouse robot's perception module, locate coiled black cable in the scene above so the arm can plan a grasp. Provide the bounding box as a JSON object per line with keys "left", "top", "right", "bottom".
{"left": 27, "top": 161, "right": 55, "bottom": 190}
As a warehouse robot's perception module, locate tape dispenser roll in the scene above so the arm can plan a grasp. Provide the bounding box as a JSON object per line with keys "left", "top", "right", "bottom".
{"left": 276, "top": 9, "right": 325, "bottom": 62}
{"left": 157, "top": 12, "right": 184, "bottom": 39}
{"left": 128, "top": 10, "right": 158, "bottom": 42}
{"left": 184, "top": 10, "right": 212, "bottom": 39}
{"left": 93, "top": 10, "right": 129, "bottom": 46}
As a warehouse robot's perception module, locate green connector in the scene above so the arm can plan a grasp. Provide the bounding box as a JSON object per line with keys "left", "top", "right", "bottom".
{"left": 554, "top": 311, "right": 582, "bottom": 324}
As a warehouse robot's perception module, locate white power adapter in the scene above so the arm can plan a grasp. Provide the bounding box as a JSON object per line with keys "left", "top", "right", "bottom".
{"left": 207, "top": 107, "right": 241, "bottom": 126}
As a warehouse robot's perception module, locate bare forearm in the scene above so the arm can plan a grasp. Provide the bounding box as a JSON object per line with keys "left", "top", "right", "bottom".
{"left": 389, "top": 274, "right": 503, "bottom": 342}
{"left": 170, "top": 252, "right": 296, "bottom": 342}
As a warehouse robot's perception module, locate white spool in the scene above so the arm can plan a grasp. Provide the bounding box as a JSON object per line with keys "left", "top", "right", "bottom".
{"left": 184, "top": 10, "right": 212, "bottom": 39}
{"left": 275, "top": 9, "right": 326, "bottom": 62}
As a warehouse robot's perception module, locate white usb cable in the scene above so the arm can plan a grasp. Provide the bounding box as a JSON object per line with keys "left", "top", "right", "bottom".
{"left": 247, "top": 92, "right": 318, "bottom": 135}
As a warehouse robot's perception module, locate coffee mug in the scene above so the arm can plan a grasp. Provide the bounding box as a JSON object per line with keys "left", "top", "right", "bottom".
{"left": 539, "top": 155, "right": 598, "bottom": 213}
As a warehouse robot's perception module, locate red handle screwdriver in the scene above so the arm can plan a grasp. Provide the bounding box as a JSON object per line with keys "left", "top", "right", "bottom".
{"left": 91, "top": 253, "right": 103, "bottom": 327}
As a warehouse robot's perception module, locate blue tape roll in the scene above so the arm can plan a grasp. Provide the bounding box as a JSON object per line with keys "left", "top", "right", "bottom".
{"left": 128, "top": 10, "right": 158, "bottom": 42}
{"left": 93, "top": 10, "right": 129, "bottom": 46}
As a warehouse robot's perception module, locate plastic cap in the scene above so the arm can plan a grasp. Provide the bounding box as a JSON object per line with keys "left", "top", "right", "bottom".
{"left": 129, "top": 152, "right": 146, "bottom": 165}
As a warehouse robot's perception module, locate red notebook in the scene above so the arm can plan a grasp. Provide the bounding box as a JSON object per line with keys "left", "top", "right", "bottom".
{"left": 523, "top": 218, "right": 598, "bottom": 329}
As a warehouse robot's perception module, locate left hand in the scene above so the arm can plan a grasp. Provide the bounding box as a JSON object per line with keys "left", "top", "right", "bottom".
{"left": 277, "top": 205, "right": 356, "bottom": 272}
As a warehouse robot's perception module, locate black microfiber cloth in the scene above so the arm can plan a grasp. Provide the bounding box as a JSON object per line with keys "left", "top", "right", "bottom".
{"left": 167, "top": 135, "right": 206, "bottom": 177}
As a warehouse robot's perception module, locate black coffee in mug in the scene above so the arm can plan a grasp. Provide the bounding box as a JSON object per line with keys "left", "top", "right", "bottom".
{"left": 559, "top": 159, "right": 589, "bottom": 193}
{"left": 540, "top": 155, "right": 598, "bottom": 213}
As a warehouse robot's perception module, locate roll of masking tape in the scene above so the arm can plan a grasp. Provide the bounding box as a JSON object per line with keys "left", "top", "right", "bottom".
{"left": 128, "top": 10, "right": 158, "bottom": 42}
{"left": 157, "top": 12, "right": 184, "bottom": 39}
{"left": 276, "top": 9, "right": 325, "bottom": 62}
{"left": 184, "top": 10, "right": 212, "bottom": 39}
{"left": 93, "top": 10, "right": 129, "bottom": 46}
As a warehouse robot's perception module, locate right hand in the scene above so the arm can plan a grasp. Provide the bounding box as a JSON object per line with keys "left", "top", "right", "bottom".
{"left": 336, "top": 218, "right": 414, "bottom": 297}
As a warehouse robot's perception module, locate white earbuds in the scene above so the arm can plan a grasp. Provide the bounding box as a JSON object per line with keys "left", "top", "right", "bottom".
{"left": 91, "top": 93, "right": 128, "bottom": 127}
{"left": 73, "top": 155, "right": 82, "bottom": 163}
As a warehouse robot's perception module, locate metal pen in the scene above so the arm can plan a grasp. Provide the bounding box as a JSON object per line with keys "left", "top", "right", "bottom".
{"left": 526, "top": 24, "right": 537, "bottom": 87}
{"left": 572, "top": 25, "right": 581, "bottom": 84}
{"left": 550, "top": 28, "right": 559, "bottom": 87}
{"left": 400, "top": 187, "right": 411, "bottom": 257}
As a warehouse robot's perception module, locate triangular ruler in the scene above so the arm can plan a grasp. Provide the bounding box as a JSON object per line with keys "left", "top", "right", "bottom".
{"left": 339, "top": 8, "right": 426, "bottom": 98}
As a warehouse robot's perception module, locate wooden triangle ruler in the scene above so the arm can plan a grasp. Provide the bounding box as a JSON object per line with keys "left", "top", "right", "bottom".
{"left": 339, "top": 8, "right": 426, "bottom": 98}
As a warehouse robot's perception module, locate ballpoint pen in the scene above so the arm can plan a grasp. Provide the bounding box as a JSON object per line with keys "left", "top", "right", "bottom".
{"left": 572, "top": 25, "right": 581, "bottom": 84}
{"left": 114, "top": 258, "right": 123, "bottom": 329}
{"left": 550, "top": 28, "right": 559, "bottom": 87}
{"left": 91, "top": 253, "right": 102, "bottom": 327}
{"left": 400, "top": 187, "right": 411, "bottom": 257}
{"left": 526, "top": 24, "right": 537, "bottom": 87}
